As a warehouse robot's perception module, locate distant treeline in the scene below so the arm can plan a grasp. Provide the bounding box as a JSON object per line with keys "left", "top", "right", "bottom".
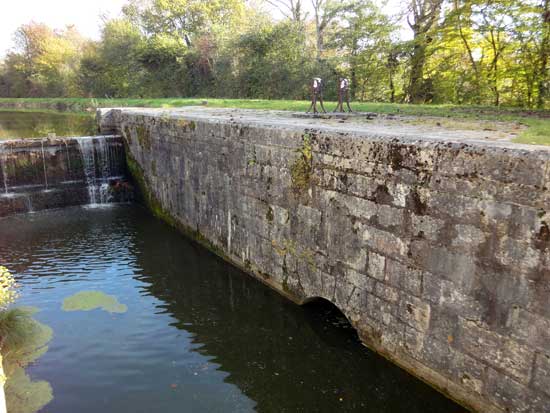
{"left": 0, "top": 0, "right": 549, "bottom": 108}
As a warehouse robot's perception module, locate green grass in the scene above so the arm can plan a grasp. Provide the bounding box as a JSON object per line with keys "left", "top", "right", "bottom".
{"left": 509, "top": 118, "right": 550, "bottom": 145}
{"left": 0, "top": 97, "right": 549, "bottom": 145}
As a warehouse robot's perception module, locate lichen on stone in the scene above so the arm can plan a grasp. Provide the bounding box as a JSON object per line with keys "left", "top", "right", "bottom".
{"left": 62, "top": 290, "right": 127, "bottom": 314}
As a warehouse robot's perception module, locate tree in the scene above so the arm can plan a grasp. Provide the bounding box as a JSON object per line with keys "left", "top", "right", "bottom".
{"left": 79, "top": 19, "right": 147, "bottom": 98}
{"left": 475, "top": 1, "right": 519, "bottom": 106}
{"left": 331, "top": 0, "right": 396, "bottom": 101}
{"left": 537, "top": 0, "right": 550, "bottom": 107}
{"left": 448, "top": 0, "right": 483, "bottom": 103}
{"left": 3, "top": 23, "right": 87, "bottom": 97}
{"left": 406, "top": 0, "right": 443, "bottom": 103}
{"left": 311, "top": 0, "right": 354, "bottom": 59}
{"left": 264, "top": 0, "right": 307, "bottom": 23}
{"left": 233, "top": 21, "right": 318, "bottom": 99}
{"left": 124, "top": 0, "right": 246, "bottom": 46}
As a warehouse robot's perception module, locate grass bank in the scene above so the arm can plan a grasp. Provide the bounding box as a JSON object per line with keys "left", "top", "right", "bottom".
{"left": 1, "top": 97, "right": 549, "bottom": 145}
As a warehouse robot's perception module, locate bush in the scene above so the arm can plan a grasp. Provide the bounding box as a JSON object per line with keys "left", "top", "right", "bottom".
{"left": 0, "top": 267, "right": 17, "bottom": 310}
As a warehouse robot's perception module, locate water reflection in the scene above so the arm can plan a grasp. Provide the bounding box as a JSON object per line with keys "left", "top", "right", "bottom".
{"left": 2, "top": 307, "right": 53, "bottom": 413}
{"left": 0, "top": 205, "right": 467, "bottom": 413}
{"left": 0, "top": 111, "right": 96, "bottom": 139}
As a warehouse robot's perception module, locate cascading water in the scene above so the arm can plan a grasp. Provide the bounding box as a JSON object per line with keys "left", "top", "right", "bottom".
{"left": 40, "top": 139, "right": 49, "bottom": 190}
{"left": 0, "top": 151, "right": 8, "bottom": 195}
{"left": 76, "top": 137, "right": 116, "bottom": 205}
{"left": 1, "top": 135, "right": 131, "bottom": 218}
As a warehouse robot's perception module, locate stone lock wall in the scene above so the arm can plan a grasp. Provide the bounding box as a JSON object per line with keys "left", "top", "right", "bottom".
{"left": 103, "top": 108, "right": 550, "bottom": 413}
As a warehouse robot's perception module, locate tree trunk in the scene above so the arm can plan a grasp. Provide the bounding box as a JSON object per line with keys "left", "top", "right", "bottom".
{"left": 406, "top": 0, "right": 443, "bottom": 103}
{"left": 537, "top": 0, "right": 550, "bottom": 108}
{"left": 314, "top": 8, "right": 323, "bottom": 60}
{"left": 488, "top": 30, "right": 501, "bottom": 107}
{"left": 389, "top": 73, "right": 395, "bottom": 103}
{"left": 454, "top": 0, "right": 482, "bottom": 104}
{"left": 350, "top": 62, "right": 357, "bottom": 100}
{"left": 408, "top": 38, "right": 427, "bottom": 103}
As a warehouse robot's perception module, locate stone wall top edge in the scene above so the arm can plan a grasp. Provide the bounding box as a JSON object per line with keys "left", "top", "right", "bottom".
{"left": 108, "top": 107, "right": 550, "bottom": 157}
{"left": 0, "top": 135, "right": 123, "bottom": 150}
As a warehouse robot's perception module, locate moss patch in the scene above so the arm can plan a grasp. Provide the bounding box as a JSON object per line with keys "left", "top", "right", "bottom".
{"left": 177, "top": 118, "right": 196, "bottom": 131}
{"left": 125, "top": 152, "right": 177, "bottom": 227}
{"left": 136, "top": 125, "right": 151, "bottom": 150}
{"left": 62, "top": 290, "right": 127, "bottom": 314}
{"left": 290, "top": 133, "right": 313, "bottom": 192}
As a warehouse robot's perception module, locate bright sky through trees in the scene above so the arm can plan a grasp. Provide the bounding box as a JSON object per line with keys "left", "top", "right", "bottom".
{"left": 0, "top": 0, "right": 127, "bottom": 56}
{"left": 0, "top": 0, "right": 408, "bottom": 57}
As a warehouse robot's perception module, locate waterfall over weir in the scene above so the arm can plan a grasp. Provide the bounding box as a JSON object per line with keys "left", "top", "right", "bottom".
{"left": 0, "top": 135, "right": 133, "bottom": 217}
{"left": 76, "top": 137, "right": 119, "bottom": 205}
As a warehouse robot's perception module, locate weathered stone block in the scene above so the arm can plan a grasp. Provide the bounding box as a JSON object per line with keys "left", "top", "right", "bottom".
{"left": 398, "top": 295, "right": 431, "bottom": 332}
{"left": 506, "top": 307, "right": 550, "bottom": 352}
{"left": 411, "top": 214, "right": 444, "bottom": 241}
{"left": 533, "top": 352, "right": 550, "bottom": 398}
{"left": 458, "top": 319, "right": 533, "bottom": 385}
{"left": 374, "top": 281, "right": 399, "bottom": 303}
{"left": 452, "top": 224, "right": 487, "bottom": 251}
{"left": 364, "top": 227, "right": 408, "bottom": 258}
{"left": 410, "top": 241, "right": 476, "bottom": 290}
{"left": 385, "top": 258, "right": 423, "bottom": 296}
{"left": 367, "top": 251, "right": 386, "bottom": 281}
{"left": 450, "top": 348, "right": 486, "bottom": 396}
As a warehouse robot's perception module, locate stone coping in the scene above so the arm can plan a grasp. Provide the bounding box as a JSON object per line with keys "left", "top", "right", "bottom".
{"left": 99, "top": 106, "right": 549, "bottom": 152}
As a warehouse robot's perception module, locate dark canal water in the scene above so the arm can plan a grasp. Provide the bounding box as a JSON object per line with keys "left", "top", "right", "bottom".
{"left": 0, "top": 111, "right": 96, "bottom": 139}
{"left": 0, "top": 205, "right": 467, "bottom": 413}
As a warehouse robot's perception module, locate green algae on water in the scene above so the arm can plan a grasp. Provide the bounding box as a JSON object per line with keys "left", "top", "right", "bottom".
{"left": 62, "top": 290, "right": 128, "bottom": 313}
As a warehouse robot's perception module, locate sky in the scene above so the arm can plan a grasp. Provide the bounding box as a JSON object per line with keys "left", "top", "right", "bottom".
{"left": 0, "top": 0, "right": 409, "bottom": 58}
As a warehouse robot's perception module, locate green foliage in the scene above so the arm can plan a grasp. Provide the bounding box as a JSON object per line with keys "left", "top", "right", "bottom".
{"left": 330, "top": 0, "right": 397, "bottom": 101}
{"left": 233, "top": 21, "right": 321, "bottom": 99}
{"left": 0, "top": 23, "right": 87, "bottom": 97}
{"left": 0, "top": 266, "right": 18, "bottom": 309}
{"left": 80, "top": 19, "right": 149, "bottom": 98}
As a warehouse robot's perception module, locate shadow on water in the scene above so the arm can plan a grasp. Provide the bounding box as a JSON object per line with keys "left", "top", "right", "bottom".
{"left": 131, "top": 208, "right": 468, "bottom": 413}
{"left": 0, "top": 205, "right": 468, "bottom": 413}
{"left": 0, "top": 111, "right": 96, "bottom": 139}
